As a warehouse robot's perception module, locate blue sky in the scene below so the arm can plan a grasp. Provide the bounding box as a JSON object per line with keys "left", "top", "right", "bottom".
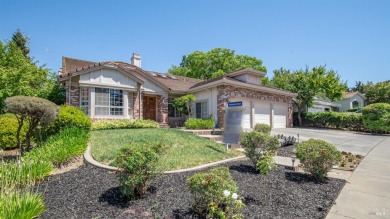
{"left": 1, "top": 0, "right": 389, "bottom": 87}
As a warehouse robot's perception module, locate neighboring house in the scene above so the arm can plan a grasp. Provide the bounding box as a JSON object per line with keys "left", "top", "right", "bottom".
{"left": 307, "top": 98, "right": 341, "bottom": 113}
{"left": 335, "top": 91, "right": 366, "bottom": 111}
{"left": 58, "top": 53, "right": 297, "bottom": 129}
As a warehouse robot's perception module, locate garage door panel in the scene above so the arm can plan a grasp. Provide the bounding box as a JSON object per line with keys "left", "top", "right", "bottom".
{"left": 254, "top": 102, "right": 270, "bottom": 126}
{"left": 273, "top": 104, "right": 287, "bottom": 128}
{"left": 241, "top": 100, "right": 251, "bottom": 129}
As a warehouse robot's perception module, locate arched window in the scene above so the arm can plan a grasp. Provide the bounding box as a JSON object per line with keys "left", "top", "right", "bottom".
{"left": 352, "top": 100, "right": 359, "bottom": 108}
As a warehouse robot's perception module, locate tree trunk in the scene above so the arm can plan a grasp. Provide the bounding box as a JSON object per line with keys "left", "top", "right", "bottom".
{"left": 297, "top": 108, "right": 302, "bottom": 127}
{"left": 15, "top": 115, "right": 24, "bottom": 157}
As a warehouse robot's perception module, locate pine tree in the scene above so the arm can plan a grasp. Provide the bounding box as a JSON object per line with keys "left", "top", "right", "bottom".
{"left": 12, "top": 29, "right": 30, "bottom": 58}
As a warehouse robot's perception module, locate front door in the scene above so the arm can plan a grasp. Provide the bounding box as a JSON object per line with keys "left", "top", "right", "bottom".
{"left": 143, "top": 96, "right": 156, "bottom": 120}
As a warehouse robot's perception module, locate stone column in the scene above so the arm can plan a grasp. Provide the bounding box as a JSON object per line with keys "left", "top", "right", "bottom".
{"left": 133, "top": 85, "right": 143, "bottom": 119}
{"left": 217, "top": 85, "right": 231, "bottom": 128}
{"left": 287, "top": 98, "right": 294, "bottom": 127}
{"left": 156, "top": 94, "right": 169, "bottom": 124}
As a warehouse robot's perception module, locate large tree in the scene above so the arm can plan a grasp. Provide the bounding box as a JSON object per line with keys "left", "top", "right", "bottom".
{"left": 168, "top": 48, "right": 267, "bottom": 80}
{"left": 12, "top": 29, "right": 30, "bottom": 58}
{"left": 0, "top": 40, "right": 64, "bottom": 112}
{"left": 264, "top": 66, "right": 347, "bottom": 126}
{"left": 364, "top": 80, "right": 390, "bottom": 104}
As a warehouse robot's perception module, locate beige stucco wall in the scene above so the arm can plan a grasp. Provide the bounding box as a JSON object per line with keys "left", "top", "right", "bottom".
{"left": 192, "top": 87, "right": 218, "bottom": 118}
{"left": 336, "top": 94, "right": 365, "bottom": 111}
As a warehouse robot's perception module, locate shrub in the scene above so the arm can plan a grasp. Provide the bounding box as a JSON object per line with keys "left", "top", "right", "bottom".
{"left": 362, "top": 103, "right": 390, "bottom": 133}
{"left": 256, "top": 151, "right": 276, "bottom": 175}
{"left": 253, "top": 123, "right": 272, "bottom": 134}
{"left": 346, "top": 107, "right": 362, "bottom": 112}
{"left": 5, "top": 96, "right": 59, "bottom": 151}
{"left": 46, "top": 105, "right": 91, "bottom": 136}
{"left": 91, "top": 119, "right": 158, "bottom": 131}
{"left": 184, "top": 118, "right": 214, "bottom": 129}
{"left": 0, "top": 116, "right": 27, "bottom": 149}
{"left": 297, "top": 111, "right": 364, "bottom": 131}
{"left": 26, "top": 128, "right": 89, "bottom": 167}
{"left": 295, "top": 139, "right": 342, "bottom": 182}
{"left": 240, "top": 131, "right": 280, "bottom": 166}
{"left": 187, "top": 167, "right": 244, "bottom": 218}
{"left": 115, "top": 143, "right": 166, "bottom": 198}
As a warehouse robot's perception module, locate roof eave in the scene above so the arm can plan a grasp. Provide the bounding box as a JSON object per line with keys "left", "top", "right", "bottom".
{"left": 189, "top": 78, "right": 297, "bottom": 97}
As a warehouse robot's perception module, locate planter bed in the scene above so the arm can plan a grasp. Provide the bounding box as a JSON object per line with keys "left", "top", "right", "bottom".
{"left": 38, "top": 160, "right": 345, "bottom": 219}
{"left": 277, "top": 143, "right": 296, "bottom": 158}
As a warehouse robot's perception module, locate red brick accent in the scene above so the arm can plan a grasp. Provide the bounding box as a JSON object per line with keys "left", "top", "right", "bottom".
{"left": 217, "top": 85, "right": 294, "bottom": 128}
{"left": 133, "top": 90, "right": 142, "bottom": 119}
{"left": 156, "top": 95, "right": 169, "bottom": 124}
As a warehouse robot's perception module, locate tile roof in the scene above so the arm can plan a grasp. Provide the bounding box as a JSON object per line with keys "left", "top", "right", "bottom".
{"left": 344, "top": 91, "right": 359, "bottom": 98}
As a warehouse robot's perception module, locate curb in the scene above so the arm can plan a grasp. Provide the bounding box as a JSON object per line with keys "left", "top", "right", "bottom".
{"left": 83, "top": 143, "right": 246, "bottom": 173}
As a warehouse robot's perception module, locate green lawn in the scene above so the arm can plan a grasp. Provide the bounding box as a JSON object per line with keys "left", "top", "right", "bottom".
{"left": 90, "top": 128, "right": 242, "bottom": 171}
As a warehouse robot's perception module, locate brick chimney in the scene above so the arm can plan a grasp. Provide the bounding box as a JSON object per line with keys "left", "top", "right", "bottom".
{"left": 131, "top": 53, "right": 141, "bottom": 68}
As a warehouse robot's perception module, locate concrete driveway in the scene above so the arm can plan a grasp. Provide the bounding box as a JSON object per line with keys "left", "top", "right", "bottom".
{"left": 271, "top": 127, "right": 387, "bottom": 156}
{"left": 272, "top": 128, "right": 390, "bottom": 218}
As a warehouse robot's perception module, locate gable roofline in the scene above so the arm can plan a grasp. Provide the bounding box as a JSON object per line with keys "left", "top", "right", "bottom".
{"left": 343, "top": 91, "right": 366, "bottom": 100}
{"left": 225, "top": 68, "right": 266, "bottom": 77}
{"left": 59, "top": 63, "right": 145, "bottom": 85}
{"left": 188, "top": 77, "right": 297, "bottom": 97}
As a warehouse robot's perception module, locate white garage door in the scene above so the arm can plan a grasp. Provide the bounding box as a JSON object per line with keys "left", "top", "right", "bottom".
{"left": 273, "top": 103, "right": 288, "bottom": 128}
{"left": 241, "top": 100, "right": 251, "bottom": 129}
{"left": 254, "top": 102, "right": 271, "bottom": 126}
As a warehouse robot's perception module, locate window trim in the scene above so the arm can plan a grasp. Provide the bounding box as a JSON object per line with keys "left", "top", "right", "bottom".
{"left": 95, "top": 88, "right": 124, "bottom": 116}
{"left": 195, "top": 99, "right": 209, "bottom": 119}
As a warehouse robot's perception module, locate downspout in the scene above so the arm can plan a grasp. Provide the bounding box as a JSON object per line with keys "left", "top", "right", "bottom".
{"left": 68, "top": 76, "right": 72, "bottom": 105}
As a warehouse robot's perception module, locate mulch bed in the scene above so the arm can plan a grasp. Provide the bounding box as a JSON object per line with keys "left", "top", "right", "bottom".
{"left": 38, "top": 160, "right": 345, "bottom": 219}
{"left": 277, "top": 144, "right": 296, "bottom": 158}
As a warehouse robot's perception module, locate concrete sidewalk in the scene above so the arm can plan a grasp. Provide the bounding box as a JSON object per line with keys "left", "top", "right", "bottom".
{"left": 326, "top": 136, "right": 390, "bottom": 219}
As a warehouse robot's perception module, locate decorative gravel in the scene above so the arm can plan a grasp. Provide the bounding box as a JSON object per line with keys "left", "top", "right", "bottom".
{"left": 38, "top": 160, "right": 345, "bottom": 219}
{"left": 277, "top": 144, "right": 297, "bottom": 158}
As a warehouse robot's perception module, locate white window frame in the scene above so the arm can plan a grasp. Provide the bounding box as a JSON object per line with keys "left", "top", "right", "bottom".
{"left": 128, "top": 92, "right": 133, "bottom": 118}
{"left": 95, "top": 88, "right": 124, "bottom": 116}
{"left": 195, "top": 100, "right": 208, "bottom": 119}
{"left": 80, "top": 88, "right": 89, "bottom": 115}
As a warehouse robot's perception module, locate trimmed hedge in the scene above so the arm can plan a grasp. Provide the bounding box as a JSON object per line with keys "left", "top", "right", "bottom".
{"left": 184, "top": 118, "right": 214, "bottom": 130}
{"left": 91, "top": 119, "right": 159, "bottom": 131}
{"left": 294, "top": 111, "right": 364, "bottom": 131}
{"left": 362, "top": 103, "right": 390, "bottom": 133}
{"left": 0, "top": 116, "right": 27, "bottom": 149}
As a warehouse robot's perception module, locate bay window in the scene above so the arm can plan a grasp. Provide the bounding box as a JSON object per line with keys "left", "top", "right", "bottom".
{"left": 95, "top": 88, "right": 124, "bottom": 116}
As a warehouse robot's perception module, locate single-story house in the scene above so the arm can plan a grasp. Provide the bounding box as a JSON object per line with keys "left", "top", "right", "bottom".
{"left": 59, "top": 53, "right": 297, "bottom": 129}
{"left": 306, "top": 98, "right": 341, "bottom": 113}
{"left": 335, "top": 91, "right": 366, "bottom": 111}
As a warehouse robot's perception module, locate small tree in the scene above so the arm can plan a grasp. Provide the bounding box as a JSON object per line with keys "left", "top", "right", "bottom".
{"left": 172, "top": 94, "right": 196, "bottom": 118}
{"left": 5, "top": 96, "right": 58, "bottom": 154}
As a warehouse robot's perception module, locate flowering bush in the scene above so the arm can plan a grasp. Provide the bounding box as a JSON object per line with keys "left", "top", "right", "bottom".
{"left": 187, "top": 167, "right": 244, "bottom": 218}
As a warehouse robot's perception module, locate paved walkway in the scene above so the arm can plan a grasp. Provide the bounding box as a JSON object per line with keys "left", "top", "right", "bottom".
{"left": 326, "top": 135, "right": 390, "bottom": 219}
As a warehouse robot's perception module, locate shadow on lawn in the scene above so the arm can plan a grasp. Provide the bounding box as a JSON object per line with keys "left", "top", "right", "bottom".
{"left": 205, "top": 144, "right": 225, "bottom": 154}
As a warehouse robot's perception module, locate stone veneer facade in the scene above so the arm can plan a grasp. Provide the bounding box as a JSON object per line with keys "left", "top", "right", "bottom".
{"left": 65, "top": 82, "right": 80, "bottom": 107}
{"left": 217, "top": 85, "right": 294, "bottom": 128}
{"left": 156, "top": 95, "right": 169, "bottom": 124}
{"left": 133, "top": 89, "right": 143, "bottom": 119}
